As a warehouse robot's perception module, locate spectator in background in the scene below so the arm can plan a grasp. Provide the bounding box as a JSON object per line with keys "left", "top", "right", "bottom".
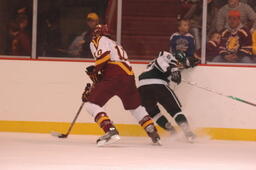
{"left": 67, "top": 32, "right": 87, "bottom": 57}
{"left": 216, "top": 0, "right": 256, "bottom": 33}
{"left": 43, "top": 17, "right": 62, "bottom": 57}
{"left": 17, "top": 15, "right": 29, "bottom": 31}
{"left": 68, "top": 12, "right": 99, "bottom": 58}
{"left": 11, "top": 15, "right": 31, "bottom": 56}
{"left": 213, "top": 0, "right": 228, "bottom": 8}
{"left": 182, "top": 0, "right": 218, "bottom": 50}
{"left": 213, "top": 10, "right": 253, "bottom": 63}
{"left": 6, "top": 22, "right": 19, "bottom": 55}
{"left": 170, "top": 19, "right": 196, "bottom": 59}
{"left": 246, "top": 0, "right": 256, "bottom": 12}
{"left": 206, "top": 32, "right": 221, "bottom": 61}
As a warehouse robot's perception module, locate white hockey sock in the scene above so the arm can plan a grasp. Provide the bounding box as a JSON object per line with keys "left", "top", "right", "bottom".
{"left": 84, "top": 102, "right": 105, "bottom": 118}
{"left": 129, "top": 106, "right": 148, "bottom": 122}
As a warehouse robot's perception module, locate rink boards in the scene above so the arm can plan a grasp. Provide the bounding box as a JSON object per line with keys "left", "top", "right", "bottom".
{"left": 0, "top": 59, "right": 256, "bottom": 141}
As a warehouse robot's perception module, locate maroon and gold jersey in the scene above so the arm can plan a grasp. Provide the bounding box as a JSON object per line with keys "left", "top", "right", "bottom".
{"left": 219, "top": 27, "right": 252, "bottom": 57}
{"left": 90, "top": 36, "right": 134, "bottom": 77}
{"left": 88, "top": 36, "right": 141, "bottom": 110}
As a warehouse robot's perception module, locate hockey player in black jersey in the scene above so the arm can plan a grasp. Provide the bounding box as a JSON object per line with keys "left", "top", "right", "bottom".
{"left": 138, "top": 51, "right": 195, "bottom": 142}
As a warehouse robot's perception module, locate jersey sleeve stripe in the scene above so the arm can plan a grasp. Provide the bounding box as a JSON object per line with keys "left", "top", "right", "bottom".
{"left": 109, "top": 61, "right": 134, "bottom": 75}
{"left": 95, "top": 51, "right": 111, "bottom": 65}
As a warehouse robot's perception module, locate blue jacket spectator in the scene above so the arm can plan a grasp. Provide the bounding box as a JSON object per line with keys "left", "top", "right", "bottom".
{"left": 170, "top": 19, "right": 196, "bottom": 58}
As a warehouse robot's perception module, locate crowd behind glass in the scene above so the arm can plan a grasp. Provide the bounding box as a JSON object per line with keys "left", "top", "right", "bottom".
{"left": 0, "top": 0, "right": 255, "bottom": 64}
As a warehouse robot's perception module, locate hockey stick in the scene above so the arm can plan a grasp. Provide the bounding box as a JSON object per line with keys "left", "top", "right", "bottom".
{"left": 51, "top": 83, "right": 91, "bottom": 138}
{"left": 182, "top": 79, "right": 256, "bottom": 107}
{"left": 51, "top": 102, "right": 85, "bottom": 138}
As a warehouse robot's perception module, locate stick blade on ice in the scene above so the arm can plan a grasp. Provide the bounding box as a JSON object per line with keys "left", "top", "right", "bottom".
{"left": 51, "top": 131, "right": 67, "bottom": 138}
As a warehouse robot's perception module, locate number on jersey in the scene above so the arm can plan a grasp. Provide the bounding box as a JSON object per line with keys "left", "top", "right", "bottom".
{"left": 115, "top": 45, "right": 127, "bottom": 61}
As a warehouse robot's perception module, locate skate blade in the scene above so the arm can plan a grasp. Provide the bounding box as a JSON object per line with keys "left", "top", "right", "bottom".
{"left": 186, "top": 136, "right": 196, "bottom": 144}
{"left": 97, "top": 135, "right": 121, "bottom": 147}
{"left": 152, "top": 139, "right": 162, "bottom": 146}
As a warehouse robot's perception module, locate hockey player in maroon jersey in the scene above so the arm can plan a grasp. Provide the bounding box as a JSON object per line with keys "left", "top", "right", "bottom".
{"left": 82, "top": 25, "right": 161, "bottom": 146}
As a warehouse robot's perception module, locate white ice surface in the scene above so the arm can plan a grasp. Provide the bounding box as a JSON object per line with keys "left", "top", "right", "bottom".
{"left": 0, "top": 133, "right": 256, "bottom": 170}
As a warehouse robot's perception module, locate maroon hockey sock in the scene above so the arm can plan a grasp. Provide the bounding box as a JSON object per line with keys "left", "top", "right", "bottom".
{"left": 95, "top": 112, "right": 115, "bottom": 133}
{"left": 139, "top": 115, "right": 155, "bottom": 130}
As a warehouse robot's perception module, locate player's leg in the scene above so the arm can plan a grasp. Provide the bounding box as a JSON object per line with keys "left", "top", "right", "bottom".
{"left": 153, "top": 112, "right": 176, "bottom": 135}
{"left": 157, "top": 85, "right": 195, "bottom": 142}
{"left": 129, "top": 106, "right": 161, "bottom": 144}
{"left": 117, "top": 76, "right": 161, "bottom": 144}
{"left": 138, "top": 85, "right": 176, "bottom": 134}
{"left": 85, "top": 80, "right": 120, "bottom": 146}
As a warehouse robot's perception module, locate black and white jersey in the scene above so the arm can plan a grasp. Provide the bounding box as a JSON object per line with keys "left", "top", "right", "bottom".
{"left": 138, "top": 51, "right": 179, "bottom": 87}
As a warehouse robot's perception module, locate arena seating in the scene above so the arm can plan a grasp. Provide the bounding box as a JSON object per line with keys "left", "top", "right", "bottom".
{"left": 121, "top": 0, "right": 182, "bottom": 59}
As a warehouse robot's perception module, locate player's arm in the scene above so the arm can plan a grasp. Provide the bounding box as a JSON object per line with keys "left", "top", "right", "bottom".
{"left": 86, "top": 53, "right": 110, "bottom": 83}
{"left": 87, "top": 38, "right": 111, "bottom": 83}
{"left": 90, "top": 37, "right": 111, "bottom": 72}
{"left": 166, "top": 53, "right": 181, "bottom": 84}
{"left": 158, "top": 51, "right": 181, "bottom": 85}
{"left": 175, "top": 51, "right": 199, "bottom": 68}
{"left": 154, "top": 51, "right": 172, "bottom": 72}
{"left": 94, "top": 50, "right": 111, "bottom": 72}
{"left": 167, "top": 65, "right": 181, "bottom": 85}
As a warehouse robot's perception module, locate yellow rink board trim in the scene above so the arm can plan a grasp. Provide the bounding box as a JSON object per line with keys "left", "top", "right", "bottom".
{"left": 1, "top": 121, "right": 256, "bottom": 141}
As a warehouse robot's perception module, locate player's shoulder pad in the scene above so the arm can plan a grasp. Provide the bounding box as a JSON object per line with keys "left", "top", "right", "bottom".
{"left": 158, "top": 51, "right": 178, "bottom": 65}
{"left": 100, "top": 35, "right": 110, "bottom": 41}
{"left": 91, "top": 36, "right": 102, "bottom": 49}
{"left": 91, "top": 36, "right": 111, "bottom": 49}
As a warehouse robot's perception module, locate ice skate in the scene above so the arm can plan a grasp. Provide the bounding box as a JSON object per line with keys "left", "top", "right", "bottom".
{"left": 165, "top": 122, "right": 177, "bottom": 136}
{"left": 184, "top": 131, "right": 196, "bottom": 143}
{"left": 180, "top": 122, "right": 196, "bottom": 143}
{"left": 96, "top": 127, "right": 120, "bottom": 146}
{"left": 145, "top": 124, "right": 161, "bottom": 145}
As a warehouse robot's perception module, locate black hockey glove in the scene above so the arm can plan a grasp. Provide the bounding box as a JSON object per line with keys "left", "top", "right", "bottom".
{"left": 82, "top": 83, "right": 92, "bottom": 102}
{"left": 86, "top": 65, "right": 102, "bottom": 83}
{"left": 187, "top": 56, "right": 200, "bottom": 68}
{"left": 171, "top": 71, "right": 181, "bottom": 85}
{"left": 175, "top": 51, "right": 200, "bottom": 68}
{"left": 175, "top": 51, "right": 187, "bottom": 66}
